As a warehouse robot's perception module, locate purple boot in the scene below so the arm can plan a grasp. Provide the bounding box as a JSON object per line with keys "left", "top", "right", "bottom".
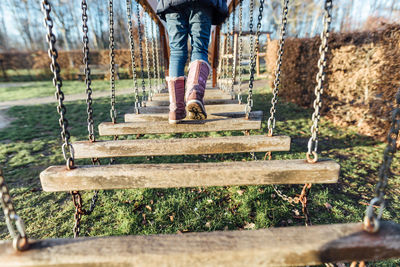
{"left": 186, "top": 60, "right": 211, "bottom": 120}
{"left": 167, "top": 76, "right": 186, "bottom": 124}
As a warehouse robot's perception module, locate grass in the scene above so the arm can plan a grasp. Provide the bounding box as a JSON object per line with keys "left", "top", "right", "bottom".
{"left": 0, "top": 78, "right": 159, "bottom": 102}
{"left": 0, "top": 83, "right": 399, "bottom": 266}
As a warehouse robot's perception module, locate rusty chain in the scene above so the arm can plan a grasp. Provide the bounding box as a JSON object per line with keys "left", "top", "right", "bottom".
{"left": 136, "top": 1, "right": 147, "bottom": 107}
{"left": 0, "top": 169, "right": 29, "bottom": 251}
{"left": 237, "top": 0, "right": 243, "bottom": 104}
{"left": 364, "top": 88, "right": 400, "bottom": 233}
{"left": 109, "top": 0, "right": 117, "bottom": 124}
{"left": 229, "top": 1, "right": 236, "bottom": 99}
{"left": 154, "top": 21, "right": 162, "bottom": 93}
{"left": 267, "top": 0, "right": 289, "bottom": 136}
{"left": 245, "top": 0, "right": 264, "bottom": 117}
{"left": 41, "top": 0, "right": 74, "bottom": 170}
{"left": 126, "top": 0, "right": 140, "bottom": 113}
{"left": 150, "top": 16, "right": 157, "bottom": 98}
{"left": 307, "top": 0, "right": 332, "bottom": 163}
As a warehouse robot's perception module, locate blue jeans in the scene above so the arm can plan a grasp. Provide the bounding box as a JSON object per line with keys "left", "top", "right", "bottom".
{"left": 165, "top": 5, "right": 212, "bottom": 77}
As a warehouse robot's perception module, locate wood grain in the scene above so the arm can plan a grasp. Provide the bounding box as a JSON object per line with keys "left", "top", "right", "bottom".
{"left": 73, "top": 135, "right": 291, "bottom": 158}
{"left": 130, "top": 103, "right": 247, "bottom": 115}
{"left": 146, "top": 98, "right": 237, "bottom": 107}
{"left": 125, "top": 111, "right": 257, "bottom": 122}
{"left": 40, "top": 159, "right": 339, "bottom": 192}
{"left": 99, "top": 111, "right": 262, "bottom": 136}
{"left": 2, "top": 222, "right": 400, "bottom": 266}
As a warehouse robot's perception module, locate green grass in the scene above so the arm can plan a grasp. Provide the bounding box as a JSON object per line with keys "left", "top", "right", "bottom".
{"left": 0, "top": 85, "right": 399, "bottom": 266}
{"left": 0, "top": 78, "right": 159, "bottom": 102}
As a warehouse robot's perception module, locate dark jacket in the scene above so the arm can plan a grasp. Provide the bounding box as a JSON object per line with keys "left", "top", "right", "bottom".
{"left": 157, "top": 0, "right": 228, "bottom": 25}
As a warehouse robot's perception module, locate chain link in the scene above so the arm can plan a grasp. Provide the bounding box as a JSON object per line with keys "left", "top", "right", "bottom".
{"left": 364, "top": 88, "right": 400, "bottom": 233}
{"left": 267, "top": 0, "right": 289, "bottom": 136}
{"left": 0, "top": 170, "right": 29, "bottom": 251}
{"left": 246, "top": 0, "right": 264, "bottom": 117}
{"left": 229, "top": 1, "right": 236, "bottom": 100}
{"left": 149, "top": 16, "right": 157, "bottom": 99}
{"left": 143, "top": 15, "right": 153, "bottom": 101}
{"left": 109, "top": 0, "right": 117, "bottom": 124}
{"left": 81, "top": 0, "right": 96, "bottom": 142}
{"left": 126, "top": 0, "right": 140, "bottom": 113}
{"left": 307, "top": 0, "right": 332, "bottom": 163}
{"left": 41, "top": 0, "right": 74, "bottom": 170}
{"left": 136, "top": 1, "right": 147, "bottom": 107}
{"left": 237, "top": 0, "right": 243, "bottom": 104}
{"left": 71, "top": 188, "right": 99, "bottom": 238}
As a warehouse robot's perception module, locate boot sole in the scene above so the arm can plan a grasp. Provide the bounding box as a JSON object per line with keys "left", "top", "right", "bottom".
{"left": 187, "top": 100, "right": 207, "bottom": 120}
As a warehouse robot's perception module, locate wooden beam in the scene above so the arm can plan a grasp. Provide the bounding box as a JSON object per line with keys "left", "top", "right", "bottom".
{"left": 159, "top": 23, "right": 169, "bottom": 77}
{"left": 98, "top": 111, "right": 262, "bottom": 136}
{"left": 146, "top": 98, "right": 238, "bottom": 107}
{"left": 40, "top": 159, "right": 339, "bottom": 191}
{"left": 73, "top": 135, "right": 291, "bottom": 158}
{"left": 125, "top": 111, "right": 254, "bottom": 122}
{"left": 1, "top": 222, "right": 400, "bottom": 266}
{"left": 128, "top": 103, "right": 247, "bottom": 115}
{"left": 136, "top": 0, "right": 162, "bottom": 25}
{"left": 211, "top": 25, "right": 221, "bottom": 87}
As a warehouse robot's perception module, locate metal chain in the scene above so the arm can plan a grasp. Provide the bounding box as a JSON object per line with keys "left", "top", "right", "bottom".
{"left": 267, "top": 0, "right": 289, "bottom": 136}
{"left": 237, "top": 0, "right": 243, "bottom": 104}
{"left": 41, "top": 0, "right": 74, "bottom": 170}
{"left": 0, "top": 170, "right": 29, "bottom": 251}
{"left": 229, "top": 1, "right": 236, "bottom": 99}
{"left": 223, "top": 21, "right": 230, "bottom": 92}
{"left": 306, "top": 0, "right": 332, "bottom": 163}
{"left": 136, "top": 2, "right": 147, "bottom": 106}
{"left": 71, "top": 187, "right": 99, "bottom": 238}
{"left": 143, "top": 15, "right": 152, "bottom": 101}
{"left": 217, "top": 27, "right": 225, "bottom": 89}
{"left": 246, "top": 0, "right": 264, "bottom": 117}
{"left": 364, "top": 88, "right": 400, "bottom": 233}
{"left": 109, "top": 0, "right": 117, "bottom": 124}
{"left": 82, "top": 0, "right": 95, "bottom": 142}
{"left": 126, "top": 0, "right": 140, "bottom": 113}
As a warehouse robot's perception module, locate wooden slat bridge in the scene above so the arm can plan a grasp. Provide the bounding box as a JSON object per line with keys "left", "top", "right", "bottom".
{"left": 1, "top": 222, "right": 400, "bottom": 267}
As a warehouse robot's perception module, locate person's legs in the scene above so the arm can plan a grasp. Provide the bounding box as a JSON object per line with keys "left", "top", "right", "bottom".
{"left": 186, "top": 6, "right": 212, "bottom": 120}
{"left": 165, "top": 12, "right": 189, "bottom": 77}
{"left": 165, "top": 12, "right": 189, "bottom": 123}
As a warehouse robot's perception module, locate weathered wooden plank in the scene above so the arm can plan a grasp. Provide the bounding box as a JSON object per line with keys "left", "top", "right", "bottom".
{"left": 2, "top": 222, "right": 400, "bottom": 267}
{"left": 73, "top": 135, "right": 291, "bottom": 158}
{"left": 40, "top": 159, "right": 339, "bottom": 192}
{"left": 125, "top": 111, "right": 255, "bottom": 122}
{"left": 132, "top": 103, "right": 246, "bottom": 114}
{"left": 99, "top": 111, "right": 262, "bottom": 136}
{"left": 146, "top": 98, "right": 237, "bottom": 107}
{"left": 152, "top": 90, "right": 230, "bottom": 101}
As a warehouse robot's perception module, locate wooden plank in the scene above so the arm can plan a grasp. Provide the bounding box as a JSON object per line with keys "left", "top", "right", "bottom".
{"left": 153, "top": 89, "right": 230, "bottom": 100}
{"left": 151, "top": 91, "right": 231, "bottom": 101}
{"left": 2, "top": 222, "right": 400, "bottom": 267}
{"left": 73, "top": 135, "right": 291, "bottom": 158}
{"left": 40, "top": 159, "right": 339, "bottom": 192}
{"left": 99, "top": 111, "right": 262, "bottom": 136}
{"left": 146, "top": 98, "right": 237, "bottom": 107}
{"left": 125, "top": 111, "right": 253, "bottom": 122}
{"left": 131, "top": 104, "right": 246, "bottom": 114}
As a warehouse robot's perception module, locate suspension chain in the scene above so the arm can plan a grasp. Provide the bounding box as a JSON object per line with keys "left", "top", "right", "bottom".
{"left": 306, "top": 0, "right": 332, "bottom": 163}
{"left": 136, "top": 2, "right": 147, "bottom": 106}
{"left": 41, "top": 0, "right": 74, "bottom": 170}
{"left": 150, "top": 16, "right": 157, "bottom": 98}
{"left": 143, "top": 16, "right": 152, "bottom": 101}
{"left": 0, "top": 170, "right": 29, "bottom": 251}
{"left": 109, "top": 0, "right": 117, "bottom": 124}
{"left": 229, "top": 1, "right": 236, "bottom": 99}
{"left": 71, "top": 186, "right": 99, "bottom": 238}
{"left": 237, "top": 0, "right": 243, "bottom": 104}
{"left": 267, "top": 0, "right": 289, "bottom": 136}
{"left": 364, "top": 88, "right": 400, "bottom": 233}
{"left": 126, "top": 0, "right": 140, "bottom": 113}
{"left": 246, "top": 0, "right": 264, "bottom": 117}
{"left": 82, "top": 0, "right": 95, "bottom": 142}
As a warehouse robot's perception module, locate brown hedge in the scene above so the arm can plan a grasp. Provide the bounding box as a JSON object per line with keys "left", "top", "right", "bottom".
{"left": 266, "top": 24, "right": 400, "bottom": 140}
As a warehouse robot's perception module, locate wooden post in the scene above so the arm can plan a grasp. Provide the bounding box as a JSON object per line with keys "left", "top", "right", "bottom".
{"left": 211, "top": 26, "right": 220, "bottom": 88}
{"left": 159, "top": 23, "right": 169, "bottom": 77}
